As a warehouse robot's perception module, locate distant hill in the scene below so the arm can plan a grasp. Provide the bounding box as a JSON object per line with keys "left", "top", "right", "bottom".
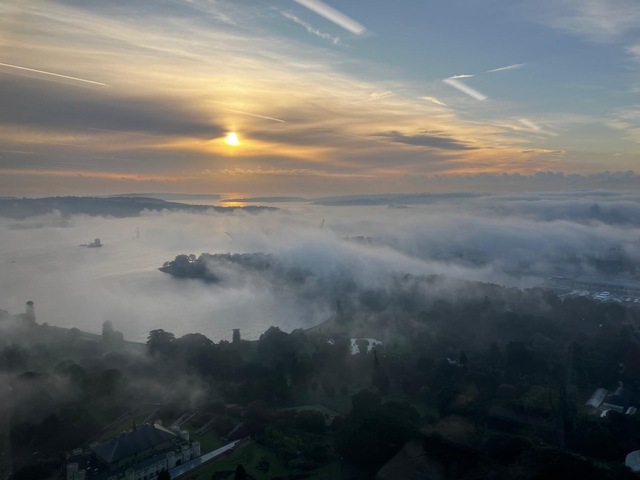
{"left": 312, "top": 192, "right": 482, "bottom": 206}
{"left": 0, "top": 196, "right": 276, "bottom": 219}
{"left": 221, "top": 196, "right": 308, "bottom": 203}
{"left": 107, "top": 193, "right": 221, "bottom": 201}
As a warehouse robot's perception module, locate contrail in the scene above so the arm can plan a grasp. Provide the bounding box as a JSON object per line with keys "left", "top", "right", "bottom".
{"left": 518, "top": 118, "right": 541, "bottom": 131}
{"left": 0, "top": 62, "right": 108, "bottom": 87}
{"left": 442, "top": 78, "right": 487, "bottom": 101}
{"left": 293, "top": 0, "right": 366, "bottom": 35}
{"left": 420, "top": 96, "right": 447, "bottom": 106}
{"left": 223, "top": 108, "right": 286, "bottom": 123}
{"left": 487, "top": 63, "right": 525, "bottom": 73}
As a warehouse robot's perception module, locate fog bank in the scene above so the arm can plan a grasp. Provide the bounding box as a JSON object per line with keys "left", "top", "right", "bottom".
{"left": 1, "top": 191, "right": 638, "bottom": 341}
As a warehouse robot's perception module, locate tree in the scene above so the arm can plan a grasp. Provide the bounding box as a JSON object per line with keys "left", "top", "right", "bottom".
{"left": 509, "top": 447, "right": 607, "bottom": 480}
{"left": 489, "top": 342, "right": 502, "bottom": 372}
{"left": 96, "top": 368, "right": 123, "bottom": 396}
{"left": 234, "top": 464, "right": 247, "bottom": 480}
{"left": 459, "top": 350, "right": 468, "bottom": 368}
{"left": 158, "top": 470, "right": 171, "bottom": 480}
{"left": 321, "top": 376, "right": 336, "bottom": 397}
{"left": 0, "top": 344, "right": 28, "bottom": 372}
{"left": 147, "top": 329, "right": 176, "bottom": 356}
{"left": 102, "top": 320, "right": 124, "bottom": 348}
{"left": 257, "top": 326, "right": 293, "bottom": 367}
{"left": 351, "top": 389, "right": 381, "bottom": 417}
{"left": 355, "top": 339, "right": 369, "bottom": 356}
{"left": 372, "top": 350, "right": 390, "bottom": 395}
{"left": 338, "top": 401, "right": 419, "bottom": 469}
{"left": 295, "top": 411, "right": 325, "bottom": 434}
{"left": 102, "top": 320, "right": 114, "bottom": 337}
{"left": 175, "top": 333, "right": 214, "bottom": 372}
{"left": 336, "top": 299, "right": 345, "bottom": 323}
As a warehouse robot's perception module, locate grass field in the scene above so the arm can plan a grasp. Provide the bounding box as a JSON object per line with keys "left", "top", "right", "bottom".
{"left": 182, "top": 421, "right": 224, "bottom": 453}
{"left": 188, "top": 442, "right": 288, "bottom": 480}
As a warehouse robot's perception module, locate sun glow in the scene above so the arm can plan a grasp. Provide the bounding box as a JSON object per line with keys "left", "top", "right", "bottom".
{"left": 225, "top": 132, "right": 240, "bottom": 146}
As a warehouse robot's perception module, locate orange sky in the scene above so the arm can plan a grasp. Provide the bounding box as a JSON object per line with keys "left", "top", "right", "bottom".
{"left": 2, "top": 0, "right": 640, "bottom": 196}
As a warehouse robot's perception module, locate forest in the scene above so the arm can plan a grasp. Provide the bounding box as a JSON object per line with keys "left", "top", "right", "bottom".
{"left": 3, "top": 274, "right": 640, "bottom": 479}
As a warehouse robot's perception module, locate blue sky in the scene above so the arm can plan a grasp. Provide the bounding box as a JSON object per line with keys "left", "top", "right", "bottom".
{"left": 0, "top": 0, "right": 639, "bottom": 195}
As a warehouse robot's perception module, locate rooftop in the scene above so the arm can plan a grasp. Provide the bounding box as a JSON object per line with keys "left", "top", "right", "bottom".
{"left": 91, "top": 423, "right": 177, "bottom": 464}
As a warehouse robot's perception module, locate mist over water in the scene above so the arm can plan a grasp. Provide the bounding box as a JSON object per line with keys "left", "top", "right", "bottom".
{"left": 1, "top": 192, "right": 639, "bottom": 342}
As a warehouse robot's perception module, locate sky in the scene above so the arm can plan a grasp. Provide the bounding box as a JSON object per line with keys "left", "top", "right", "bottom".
{"left": 1, "top": 0, "right": 640, "bottom": 196}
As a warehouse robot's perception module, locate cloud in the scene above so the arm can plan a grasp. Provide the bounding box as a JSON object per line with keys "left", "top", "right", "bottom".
{"left": 280, "top": 10, "right": 342, "bottom": 46}
{"left": 520, "top": 149, "right": 564, "bottom": 156}
{"left": 442, "top": 78, "right": 488, "bottom": 101}
{"left": 222, "top": 108, "right": 286, "bottom": 123}
{"left": 403, "top": 171, "right": 640, "bottom": 192}
{"left": 518, "top": 118, "right": 541, "bottom": 131}
{"left": 419, "top": 96, "right": 447, "bottom": 107}
{"left": 628, "top": 44, "right": 640, "bottom": 62}
{"left": 367, "top": 91, "right": 394, "bottom": 101}
{"left": 2, "top": 190, "right": 640, "bottom": 344}
{"left": 0, "top": 77, "right": 224, "bottom": 139}
{"left": 2, "top": 0, "right": 634, "bottom": 195}
{"left": 292, "top": 0, "right": 366, "bottom": 35}
{"left": 606, "top": 105, "right": 640, "bottom": 143}
{"left": 219, "top": 167, "right": 372, "bottom": 178}
{"left": 535, "top": 0, "right": 640, "bottom": 41}
{"left": 2, "top": 0, "right": 510, "bottom": 187}
{"left": 486, "top": 63, "right": 526, "bottom": 73}
{"left": 374, "top": 131, "right": 477, "bottom": 150}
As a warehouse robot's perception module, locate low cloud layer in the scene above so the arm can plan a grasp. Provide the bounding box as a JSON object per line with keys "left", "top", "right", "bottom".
{"left": 1, "top": 191, "right": 639, "bottom": 342}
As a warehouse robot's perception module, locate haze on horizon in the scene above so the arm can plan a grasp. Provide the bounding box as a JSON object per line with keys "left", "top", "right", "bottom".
{"left": 1, "top": 190, "right": 639, "bottom": 342}
{"left": 2, "top": 0, "right": 640, "bottom": 197}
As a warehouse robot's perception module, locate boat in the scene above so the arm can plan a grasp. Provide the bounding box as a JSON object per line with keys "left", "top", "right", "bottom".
{"left": 80, "top": 238, "right": 103, "bottom": 248}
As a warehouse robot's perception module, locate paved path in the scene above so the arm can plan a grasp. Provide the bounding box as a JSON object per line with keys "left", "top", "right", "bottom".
{"left": 169, "top": 440, "right": 243, "bottom": 479}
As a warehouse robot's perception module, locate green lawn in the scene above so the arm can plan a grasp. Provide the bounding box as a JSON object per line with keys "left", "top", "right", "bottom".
{"left": 189, "top": 443, "right": 288, "bottom": 480}
{"left": 318, "top": 395, "right": 352, "bottom": 415}
{"left": 278, "top": 404, "right": 344, "bottom": 419}
{"left": 196, "top": 431, "right": 223, "bottom": 455}
{"left": 383, "top": 393, "right": 438, "bottom": 418}
{"left": 303, "top": 461, "right": 342, "bottom": 479}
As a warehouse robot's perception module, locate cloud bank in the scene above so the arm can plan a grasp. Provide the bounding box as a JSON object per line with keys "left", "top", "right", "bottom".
{"left": 1, "top": 192, "right": 639, "bottom": 343}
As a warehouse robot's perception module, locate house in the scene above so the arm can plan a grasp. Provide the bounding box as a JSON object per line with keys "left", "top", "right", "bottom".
{"left": 585, "top": 383, "right": 636, "bottom": 416}
{"left": 585, "top": 388, "right": 607, "bottom": 410}
{"left": 66, "top": 422, "right": 200, "bottom": 480}
{"left": 376, "top": 440, "right": 440, "bottom": 480}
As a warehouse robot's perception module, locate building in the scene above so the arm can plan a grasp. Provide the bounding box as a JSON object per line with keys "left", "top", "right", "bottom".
{"left": 585, "top": 388, "right": 607, "bottom": 410}
{"left": 66, "top": 422, "right": 201, "bottom": 480}
{"left": 376, "top": 440, "right": 439, "bottom": 480}
{"left": 585, "top": 383, "right": 636, "bottom": 416}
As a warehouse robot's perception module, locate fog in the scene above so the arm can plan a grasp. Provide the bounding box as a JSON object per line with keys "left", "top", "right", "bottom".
{"left": 1, "top": 191, "right": 639, "bottom": 342}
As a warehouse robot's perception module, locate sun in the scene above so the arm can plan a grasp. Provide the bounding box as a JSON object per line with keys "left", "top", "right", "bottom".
{"left": 224, "top": 132, "right": 240, "bottom": 146}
